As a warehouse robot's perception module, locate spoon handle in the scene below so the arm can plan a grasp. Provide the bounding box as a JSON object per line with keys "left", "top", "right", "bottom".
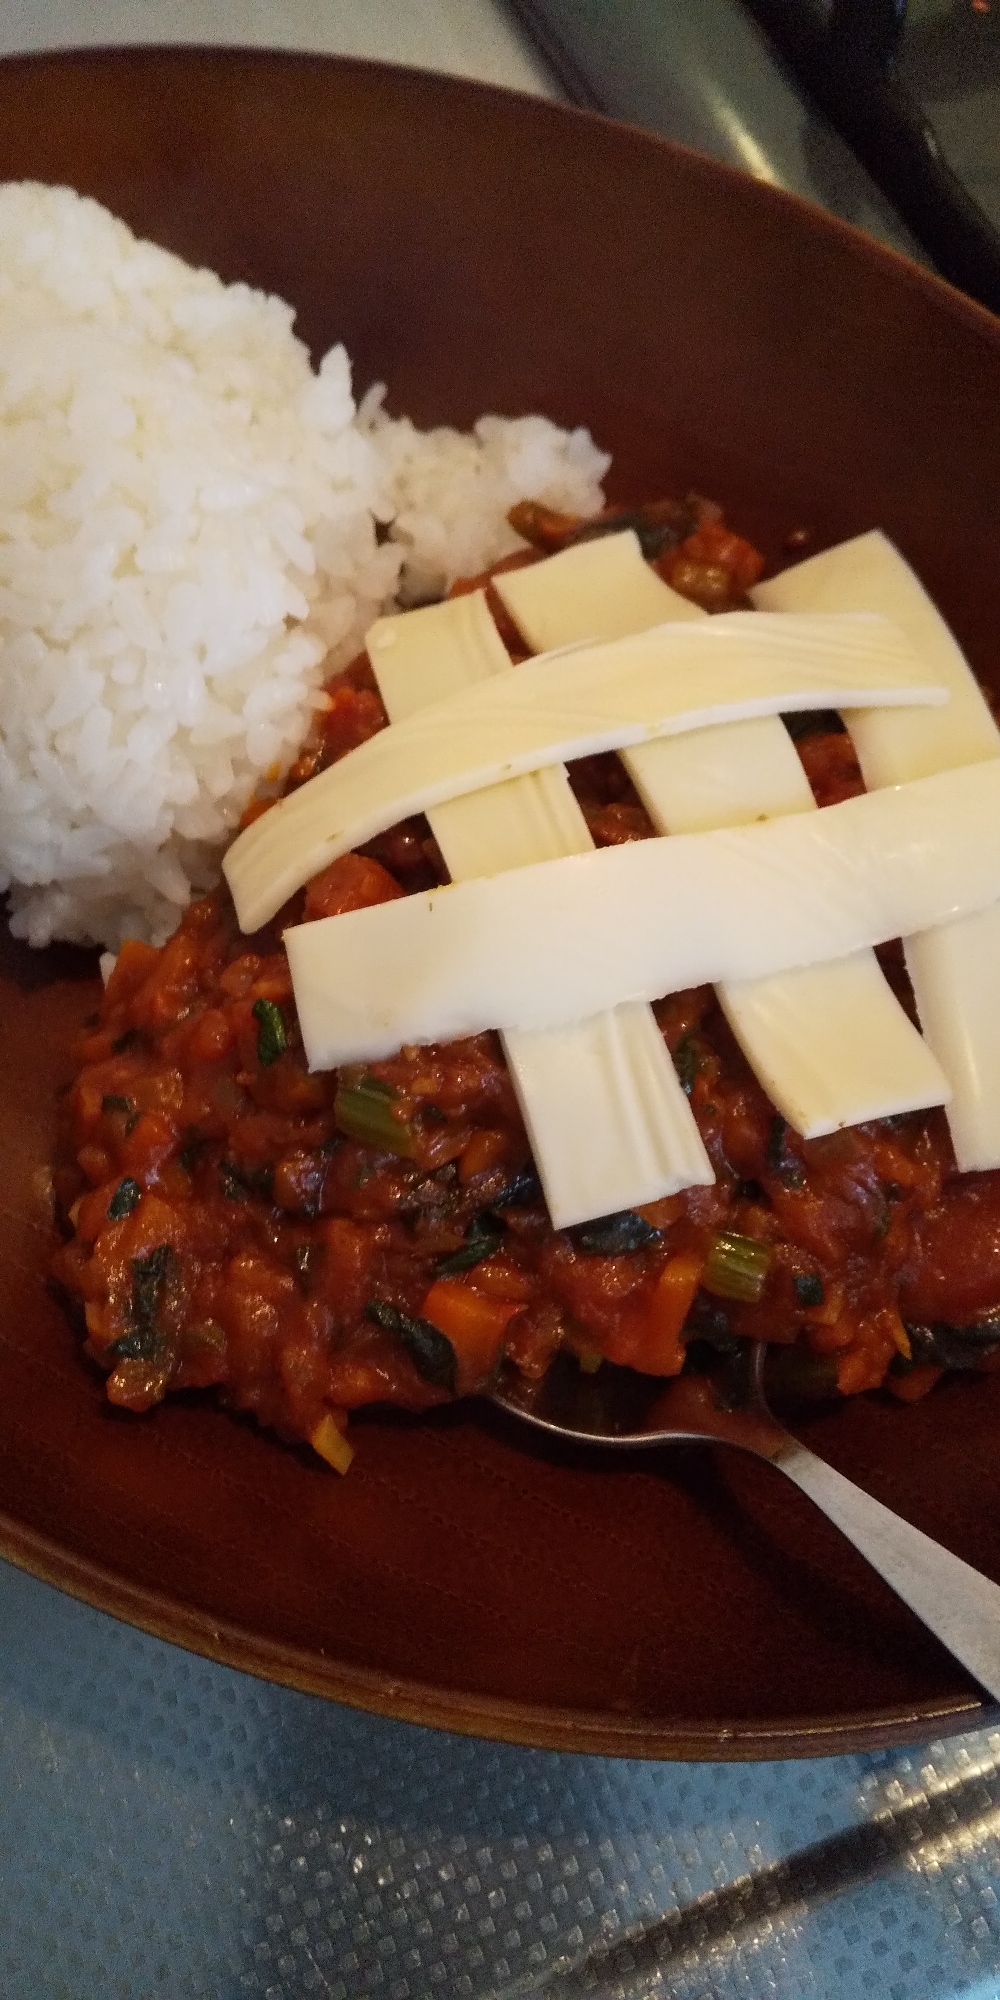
{"left": 776, "top": 1438, "right": 1000, "bottom": 1703}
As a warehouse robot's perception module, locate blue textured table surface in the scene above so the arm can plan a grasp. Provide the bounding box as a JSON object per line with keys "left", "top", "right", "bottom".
{"left": 5, "top": 1558, "right": 1000, "bottom": 1999}
{"left": 3, "top": 7, "right": 999, "bottom": 1997}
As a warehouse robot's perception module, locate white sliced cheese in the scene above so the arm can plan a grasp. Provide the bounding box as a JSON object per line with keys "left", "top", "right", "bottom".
{"left": 285, "top": 759, "right": 1000, "bottom": 1066}
{"left": 754, "top": 532, "right": 1000, "bottom": 1167}
{"left": 366, "top": 590, "right": 711, "bottom": 1226}
{"left": 499, "top": 534, "right": 948, "bottom": 1135}
{"left": 753, "top": 531, "right": 997, "bottom": 784}
{"left": 226, "top": 609, "right": 943, "bottom": 931}
{"left": 493, "top": 529, "right": 704, "bottom": 649}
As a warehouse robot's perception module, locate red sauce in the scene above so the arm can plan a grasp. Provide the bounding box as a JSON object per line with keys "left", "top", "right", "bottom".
{"left": 52, "top": 502, "right": 1000, "bottom": 1460}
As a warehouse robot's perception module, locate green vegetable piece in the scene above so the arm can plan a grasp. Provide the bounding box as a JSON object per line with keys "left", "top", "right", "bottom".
{"left": 702, "top": 1229, "right": 772, "bottom": 1303}
{"left": 364, "top": 1298, "right": 457, "bottom": 1392}
{"left": 574, "top": 1210, "right": 659, "bottom": 1255}
{"left": 252, "top": 997, "right": 287, "bottom": 1067}
{"left": 126, "top": 1243, "right": 174, "bottom": 1351}
{"left": 491, "top": 1167, "right": 542, "bottom": 1210}
{"left": 107, "top": 1177, "right": 142, "bottom": 1221}
{"left": 436, "top": 1213, "right": 504, "bottom": 1276}
{"left": 101, "top": 1094, "right": 133, "bottom": 1116}
{"left": 219, "top": 1158, "right": 274, "bottom": 1202}
{"left": 794, "top": 1273, "right": 825, "bottom": 1308}
{"left": 673, "top": 1035, "right": 701, "bottom": 1097}
{"left": 334, "top": 1074, "right": 418, "bottom": 1159}
{"left": 904, "top": 1320, "right": 1000, "bottom": 1371}
{"left": 764, "top": 1115, "right": 805, "bottom": 1189}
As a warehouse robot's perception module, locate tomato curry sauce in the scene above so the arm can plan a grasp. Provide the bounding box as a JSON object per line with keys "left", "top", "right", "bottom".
{"left": 52, "top": 498, "right": 1000, "bottom": 1470}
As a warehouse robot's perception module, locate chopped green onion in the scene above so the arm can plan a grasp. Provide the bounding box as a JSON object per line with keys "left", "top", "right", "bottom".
{"left": 107, "top": 1177, "right": 142, "bottom": 1221}
{"left": 335, "top": 1074, "right": 418, "bottom": 1159}
{"left": 364, "top": 1299, "right": 457, "bottom": 1391}
{"left": 702, "top": 1230, "right": 772, "bottom": 1303}
{"left": 436, "top": 1213, "right": 503, "bottom": 1276}
{"left": 252, "top": 997, "right": 287, "bottom": 1067}
{"left": 794, "top": 1273, "right": 825, "bottom": 1308}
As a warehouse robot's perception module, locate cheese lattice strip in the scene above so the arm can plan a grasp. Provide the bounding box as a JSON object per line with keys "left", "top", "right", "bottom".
{"left": 754, "top": 532, "right": 1000, "bottom": 1169}
{"left": 366, "top": 592, "right": 711, "bottom": 1227}
{"left": 225, "top": 609, "right": 944, "bottom": 932}
{"left": 285, "top": 759, "right": 1000, "bottom": 1066}
{"left": 496, "top": 535, "right": 949, "bottom": 1134}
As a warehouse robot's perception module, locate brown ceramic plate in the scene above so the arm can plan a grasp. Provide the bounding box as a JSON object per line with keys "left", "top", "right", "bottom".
{"left": 2, "top": 47, "right": 1000, "bottom": 1761}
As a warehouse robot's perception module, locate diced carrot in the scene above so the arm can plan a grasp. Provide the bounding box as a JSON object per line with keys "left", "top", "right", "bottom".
{"left": 458, "top": 1128, "right": 509, "bottom": 1183}
{"left": 421, "top": 1278, "right": 521, "bottom": 1390}
{"left": 887, "top": 1363, "right": 944, "bottom": 1403}
{"left": 467, "top": 1257, "right": 536, "bottom": 1303}
{"left": 238, "top": 796, "right": 275, "bottom": 830}
{"left": 186, "top": 1007, "right": 233, "bottom": 1063}
{"left": 676, "top": 520, "right": 765, "bottom": 592}
{"left": 635, "top": 1195, "right": 685, "bottom": 1229}
{"left": 303, "top": 852, "right": 403, "bottom": 922}
{"left": 102, "top": 936, "right": 160, "bottom": 1007}
{"left": 635, "top": 1250, "right": 704, "bottom": 1375}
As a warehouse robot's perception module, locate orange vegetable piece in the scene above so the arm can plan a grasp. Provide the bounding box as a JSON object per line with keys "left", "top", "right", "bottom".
{"left": 637, "top": 1250, "right": 705, "bottom": 1376}
{"left": 304, "top": 852, "right": 404, "bottom": 921}
{"left": 420, "top": 1278, "right": 521, "bottom": 1391}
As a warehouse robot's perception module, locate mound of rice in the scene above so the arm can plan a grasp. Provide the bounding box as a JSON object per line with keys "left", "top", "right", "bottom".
{"left": 0, "top": 183, "right": 608, "bottom": 949}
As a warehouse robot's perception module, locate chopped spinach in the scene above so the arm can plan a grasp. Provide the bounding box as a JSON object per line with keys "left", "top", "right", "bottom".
{"left": 491, "top": 1167, "right": 542, "bottom": 1210}
{"left": 903, "top": 1320, "right": 1000, "bottom": 1371}
{"left": 252, "top": 997, "right": 287, "bottom": 1067}
{"left": 673, "top": 1034, "right": 702, "bottom": 1096}
{"left": 573, "top": 1209, "right": 659, "bottom": 1256}
{"left": 109, "top": 1242, "right": 175, "bottom": 1361}
{"left": 794, "top": 1273, "right": 825, "bottom": 1308}
{"left": 364, "top": 1299, "right": 457, "bottom": 1392}
{"left": 436, "top": 1213, "right": 503, "bottom": 1276}
{"left": 107, "top": 1177, "right": 142, "bottom": 1221}
{"left": 765, "top": 1115, "right": 805, "bottom": 1189}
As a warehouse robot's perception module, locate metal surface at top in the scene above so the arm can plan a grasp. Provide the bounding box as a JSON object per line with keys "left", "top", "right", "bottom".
{"left": 503, "top": 0, "right": 924, "bottom": 254}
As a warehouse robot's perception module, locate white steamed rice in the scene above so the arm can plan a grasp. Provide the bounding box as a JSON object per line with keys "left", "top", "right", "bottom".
{"left": 0, "top": 182, "right": 608, "bottom": 949}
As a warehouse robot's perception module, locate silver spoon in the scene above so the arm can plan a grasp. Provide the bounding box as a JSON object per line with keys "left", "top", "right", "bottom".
{"left": 490, "top": 1344, "right": 1000, "bottom": 1703}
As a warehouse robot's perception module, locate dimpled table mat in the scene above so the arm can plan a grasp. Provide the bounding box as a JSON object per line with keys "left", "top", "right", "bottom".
{"left": 3, "top": 1560, "right": 1000, "bottom": 2000}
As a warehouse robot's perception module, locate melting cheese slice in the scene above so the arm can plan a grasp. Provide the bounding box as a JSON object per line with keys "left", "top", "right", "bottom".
{"left": 285, "top": 759, "right": 1000, "bottom": 1066}
{"left": 226, "top": 608, "right": 943, "bottom": 933}
{"left": 496, "top": 534, "right": 949, "bottom": 1134}
{"left": 754, "top": 532, "right": 1000, "bottom": 1169}
{"left": 366, "top": 591, "right": 712, "bottom": 1227}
